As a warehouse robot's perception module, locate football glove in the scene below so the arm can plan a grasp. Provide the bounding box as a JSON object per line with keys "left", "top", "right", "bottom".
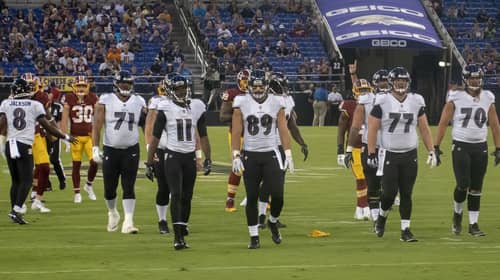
{"left": 0, "top": 135, "right": 5, "bottom": 159}
{"left": 337, "top": 154, "right": 347, "bottom": 168}
{"left": 284, "top": 149, "right": 294, "bottom": 173}
{"left": 492, "top": 148, "right": 500, "bottom": 166}
{"left": 144, "top": 162, "right": 155, "bottom": 181}
{"left": 232, "top": 153, "right": 244, "bottom": 176}
{"left": 344, "top": 152, "right": 353, "bottom": 169}
{"left": 92, "top": 146, "right": 102, "bottom": 164}
{"left": 367, "top": 153, "right": 378, "bottom": 168}
{"left": 203, "top": 159, "right": 212, "bottom": 175}
{"left": 426, "top": 150, "right": 439, "bottom": 168}
{"left": 301, "top": 144, "right": 309, "bottom": 161}
{"left": 62, "top": 139, "right": 71, "bottom": 152}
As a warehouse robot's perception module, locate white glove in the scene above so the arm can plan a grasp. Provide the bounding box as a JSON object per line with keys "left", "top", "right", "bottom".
{"left": 283, "top": 149, "right": 294, "bottom": 173}
{"left": 62, "top": 139, "right": 71, "bottom": 152}
{"left": 92, "top": 146, "right": 102, "bottom": 164}
{"left": 426, "top": 150, "right": 438, "bottom": 168}
{"left": 232, "top": 150, "right": 244, "bottom": 175}
{"left": 337, "top": 154, "right": 347, "bottom": 168}
{"left": 0, "top": 135, "right": 6, "bottom": 159}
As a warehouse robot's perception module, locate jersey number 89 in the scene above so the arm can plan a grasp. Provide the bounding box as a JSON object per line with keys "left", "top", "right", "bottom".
{"left": 246, "top": 114, "right": 273, "bottom": 136}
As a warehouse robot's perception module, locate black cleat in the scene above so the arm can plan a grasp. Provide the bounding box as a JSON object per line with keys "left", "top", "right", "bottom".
{"left": 248, "top": 236, "right": 260, "bottom": 249}
{"left": 59, "top": 181, "right": 66, "bottom": 190}
{"left": 468, "top": 223, "right": 486, "bottom": 237}
{"left": 375, "top": 215, "right": 387, "bottom": 237}
{"left": 174, "top": 238, "right": 190, "bottom": 250}
{"left": 400, "top": 228, "right": 418, "bottom": 242}
{"left": 258, "top": 214, "right": 266, "bottom": 229}
{"left": 276, "top": 220, "right": 287, "bottom": 228}
{"left": 158, "top": 220, "right": 169, "bottom": 234}
{"left": 181, "top": 225, "right": 189, "bottom": 236}
{"left": 452, "top": 212, "right": 462, "bottom": 235}
{"left": 267, "top": 220, "right": 282, "bottom": 244}
{"left": 45, "top": 180, "right": 53, "bottom": 192}
{"left": 8, "top": 211, "right": 28, "bottom": 225}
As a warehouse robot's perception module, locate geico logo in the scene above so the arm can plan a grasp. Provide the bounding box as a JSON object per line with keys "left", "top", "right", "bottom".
{"left": 326, "top": 5, "right": 424, "bottom": 17}
{"left": 371, "top": 39, "right": 407, "bottom": 47}
{"left": 336, "top": 30, "right": 437, "bottom": 43}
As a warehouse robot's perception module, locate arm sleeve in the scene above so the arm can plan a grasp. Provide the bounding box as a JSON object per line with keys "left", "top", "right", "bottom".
{"left": 152, "top": 111, "right": 166, "bottom": 139}
{"left": 418, "top": 106, "right": 426, "bottom": 117}
{"left": 138, "top": 108, "right": 147, "bottom": 127}
{"left": 197, "top": 112, "right": 208, "bottom": 137}
{"left": 370, "top": 105, "right": 382, "bottom": 119}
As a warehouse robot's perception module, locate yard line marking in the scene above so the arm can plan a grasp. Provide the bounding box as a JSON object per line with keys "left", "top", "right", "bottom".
{"left": 2, "top": 260, "right": 500, "bottom": 274}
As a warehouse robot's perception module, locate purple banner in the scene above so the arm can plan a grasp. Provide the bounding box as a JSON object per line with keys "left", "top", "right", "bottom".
{"left": 317, "top": 0, "right": 443, "bottom": 49}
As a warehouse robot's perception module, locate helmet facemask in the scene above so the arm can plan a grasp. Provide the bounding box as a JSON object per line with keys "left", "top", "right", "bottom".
{"left": 115, "top": 81, "right": 133, "bottom": 96}
{"left": 391, "top": 79, "right": 410, "bottom": 96}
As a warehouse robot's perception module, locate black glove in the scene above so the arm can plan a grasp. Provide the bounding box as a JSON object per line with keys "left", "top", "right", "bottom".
{"left": 145, "top": 162, "right": 155, "bottom": 182}
{"left": 301, "top": 144, "right": 309, "bottom": 161}
{"left": 344, "top": 152, "right": 353, "bottom": 168}
{"left": 367, "top": 153, "right": 378, "bottom": 168}
{"left": 434, "top": 145, "right": 443, "bottom": 166}
{"left": 337, "top": 144, "right": 344, "bottom": 155}
{"left": 203, "top": 159, "right": 212, "bottom": 175}
{"left": 492, "top": 148, "right": 500, "bottom": 166}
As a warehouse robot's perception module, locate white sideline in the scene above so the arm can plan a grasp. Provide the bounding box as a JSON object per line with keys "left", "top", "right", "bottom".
{"left": 1, "top": 260, "right": 500, "bottom": 274}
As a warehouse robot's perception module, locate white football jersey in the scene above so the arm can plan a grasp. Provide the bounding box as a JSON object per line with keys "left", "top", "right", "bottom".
{"left": 0, "top": 99, "right": 46, "bottom": 145}
{"left": 358, "top": 92, "right": 382, "bottom": 146}
{"left": 373, "top": 93, "right": 425, "bottom": 153}
{"left": 148, "top": 95, "right": 169, "bottom": 149}
{"left": 234, "top": 94, "right": 285, "bottom": 152}
{"left": 448, "top": 89, "right": 495, "bottom": 143}
{"left": 157, "top": 98, "right": 206, "bottom": 153}
{"left": 276, "top": 95, "right": 295, "bottom": 146}
{"left": 99, "top": 93, "right": 146, "bottom": 149}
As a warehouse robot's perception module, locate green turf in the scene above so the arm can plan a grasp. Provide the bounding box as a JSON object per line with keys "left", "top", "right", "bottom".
{"left": 1, "top": 126, "right": 500, "bottom": 280}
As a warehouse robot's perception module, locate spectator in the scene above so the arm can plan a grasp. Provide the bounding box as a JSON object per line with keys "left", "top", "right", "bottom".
{"left": 75, "top": 57, "right": 89, "bottom": 73}
{"left": 291, "top": 18, "right": 306, "bottom": 37}
{"left": 276, "top": 40, "right": 289, "bottom": 57}
{"left": 448, "top": 25, "right": 457, "bottom": 39}
{"left": 158, "top": 8, "right": 173, "bottom": 22}
{"left": 171, "top": 45, "right": 185, "bottom": 68}
{"left": 330, "top": 51, "right": 344, "bottom": 82}
{"left": 106, "top": 43, "right": 121, "bottom": 64}
{"left": 260, "top": 0, "right": 273, "bottom": 12}
{"left": 214, "top": 41, "right": 226, "bottom": 58}
{"left": 312, "top": 83, "right": 329, "bottom": 126}
{"left": 327, "top": 84, "right": 343, "bottom": 125}
{"left": 252, "top": 43, "right": 264, "bottom": 58}
{"left": 150, "top": 57, "right": 163, "bottom": 75}
{"left": 484, "top": 18, "right": 496, "bottom": 39}
{"left": 318, "top": 59, "right": 330, "bottom": 81}
{"left": 129, "top": 38, "right": 143, "bottom": 53}
{"left": 458, "top": 4, "right": 467, "bottom": 18}
{"left": 227, "top": 0, "right": 239, "bottom": 15}
{"left": 446, "top": 5, "right": 458, "bottom": 19}
{"left": 22, "top": 31, "right": 38, "bottom": 50}
{"left": 472, "top": 22, "right": 483, "bottom": 39}
{"left": 238, "top": 39, "right": 251, "bottom": 58}
{"left": 240, "top": 1, "right": 255, "bottom": 18}
{"left": 248, "top": 20, "right": 262, "bottom": 38}
{"left": 234, "top": 15, "right": 247, "bottom": 35}
{"left": 120, "top": 45, "right": 135, "bottom": 65}
{"left": 253, "top": 9, "right": 264, "bottom": 24}
{"left": 65, "top": 58, "right": 75, "bottom": 74}
{"left": 217, "top": 23, "right": 232, "bottom": 40}
{"left": 134, "top": 13, "right": 149, "bottom": 31}
{"left": 98, "top": 58, "right": 114, "bottom": 75}
{"left": 261, "top": 57, "right": 273, "bottom": 73}
{"left": 432, "top": 0, "right": 443, "bottom": 17}
{"left": 74, "top": 13, "right": 88, "bottom": 34}
{"left": 94, "top": 43, "right": 106, "bottom": 63}
{"left": 476, "top": 8, "right": 489, "bottom": 23}
{"left": 48, "top": 55, "right": 64, "bottom": 74}
{"left": 204, "top": 20, "right": 217, "bottom": 38}
{"left": 261, "top": 18, "right": 275, "bottom": 38}
{"left": 84, "top": 47, "right": 96, "bottom": 65}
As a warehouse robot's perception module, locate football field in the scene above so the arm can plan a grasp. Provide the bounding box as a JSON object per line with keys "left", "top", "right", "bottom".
{"left": 1, "top": 126, "right": 500, "bottom": 280}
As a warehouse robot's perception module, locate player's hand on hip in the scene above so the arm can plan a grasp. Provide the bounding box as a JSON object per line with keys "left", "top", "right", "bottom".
{"left": 492, "top": 147, "right": 500, "bottom": 166}
{"left": 301, "top": 144, "right": 308, "bottom": 161}
{"left": 144, "top": 162, "right": 155, "bottom": 181}
{"left": 203, "top": 159, "right": 212, "bottom": 175}
{"left": 284, "top": 149, "right": 294, "bottom": 173}
{"left": 92, "top": 146, "right": 102, "bottom": 164}
{"left": 426, "top": 150, "right": 438, "bottom": 168}
{"left": 367, "top": 153, "right": 378, "bottom": 168}
{"left": 337, "top": 154, "right": 347, "bottom": 168}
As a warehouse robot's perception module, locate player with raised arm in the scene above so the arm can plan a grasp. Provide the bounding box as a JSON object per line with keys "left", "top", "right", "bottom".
{"left": 61, "top": 75, "right": 99, "bottom": 203}
{"left": 92, "top": 70, "right": 146, "bottom": 234}
{"left": 220, "top": 70, "right": 250, "bottom": 212}
{"left": 367, "top": 67, "right": 439, "bottom": 242}
{"left": 0, "top": 77, "right": 76, "bottom": 224}
{"left": 434, "top": 64, "right": 500, "bottom": 236}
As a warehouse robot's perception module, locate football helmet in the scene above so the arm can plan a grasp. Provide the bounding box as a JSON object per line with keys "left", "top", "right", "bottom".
{"left": 165, "top": 73, "right": 190, "bottom": 104}
{"left": 73, "top": 75, "right": 90, "bottom": 96}
{"left": 372, "top": 69, "right": 390, "bottom": 92}
{"left": 388, "top": 67, "right": 411, "bottom": 95}
{"left": 11, "top": 77, "right": 34, "bottom": 99}
{"left": 462, "top": 64, "right": 483, "bottom": 92}
{"left": 236, "top": 69, "right": 250, "bottom": 92}
{"left": 268, "top": 72, "right": 289, "bottom": 95}
{"left": 248, "top": 69, "right": 268, "bottom": 102}
{"left": 113, "top": 70, "right": 134, "bottom": 96}
{"left": 20, "top": 72, "right": 42, "bottom": 95}
{"left": 353, "top": 79, "right": 374, "bottom": 98}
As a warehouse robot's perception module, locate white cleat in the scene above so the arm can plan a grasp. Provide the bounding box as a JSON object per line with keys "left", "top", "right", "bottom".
{"left": 121, "top": 222, "right": 139, "bottom": 234}
{"left": 74, "top": 193, "right": 82, "bottom": 203}
{"left": 84, "top": 184, "right": 97, "bottom": 200}
{"left": 31, "top": 200, "right": 51, "bottom": 213}
{"left": 393, "top": 196, "right": 400, "bottom": 207}
{"left": 107, "top": 210, "right": 120, "bottom": 232}
{"left": 362, "top": 207, "right": 371, "bottom": 220}
{"left": 354, "top": 206, "right": 364, "bottom": 220}
{"left": 240, "top": 197, "right": 247, "bottom": 206}
{"left": 19, "top": 204, "right": 27, "bottom": 214}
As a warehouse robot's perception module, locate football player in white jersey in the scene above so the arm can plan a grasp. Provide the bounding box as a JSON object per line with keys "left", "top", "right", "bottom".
{"left": 92, "top": 70, "right": 147, "bottom": 234}
{"left": 145, "top": 74, "right": 206, "bottom": 250}
{"left": 256, "top": 72, "right": 308, "bottom": 229}
{"left": 367, "top": 67, "right": 439, "bottom": 242}
{"left": 0, "top": 77, "right": 76, "bottom": 224}
{"left": 231, "top": 69, "right": 294, "bottom": 249}
{"left": 434, "top": 64, "right": 500, "bottom": 237}
{"left": 144, "top": 73, "right": 211, "bottom": 235}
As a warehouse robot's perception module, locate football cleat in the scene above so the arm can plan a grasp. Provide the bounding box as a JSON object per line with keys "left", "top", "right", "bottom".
{"left": 354, "top": 207, "right": 364, "bottom": 220}
{"left": 19, "top": 204, "right": 27, "bottom": 214}
{"left": 258, "top": 214, "right": 266, "bottom": 229}
{"left": 452, "top": 212, "right": 462, "bottom": 235}
{"left": 225, "top": 198, "right": 237, "bottom": 212}
{"left": 84, "top": 184, "right": 97, "bottom": 200}
{"left": 468, "top": 223, "right": 486, "bottom": 237}
{"left": 59, "top": 181, "right": 66, "bottom": 190}
{"left": 362, "top": 207, "right": 371, "bottom": 220}
{"left": 276, "top": 220, "right": 287, "bottom": 228}
{"left": 174, "top": 239, "right": 190, "bottom": 250}
{"left": 121, "top": 222, "right": 139, "bottom": 234}
{"left": 107, "top": 210, "right": 120, "bottom": 232}
{"left": 239, "top": 197, "right": 247, "bottom": 206}
{"left": 31, "top": 200, "right": 51, "bottom": 213}
{"left": 267, "top": 220, "right": 282, "bottom": 244}
{"left": 74, "top": 193, "right": 82, "bottom": 203}
{"left": 248, "top": 236, "right": 260, "bottom": 249}
{"left": 158, "top": 220, "right": 170, "bottom": 234}
{"left": 400, "top": 228, "right": 418, "bottom": 242}
{"left": 181, "top": 224, "right": 189, "bottom": 236}
{"left": 8, "top": 210, "right": 28, "bottom": 224}
{"left": 375, "top": 215, "right": 387, "bottom": 237}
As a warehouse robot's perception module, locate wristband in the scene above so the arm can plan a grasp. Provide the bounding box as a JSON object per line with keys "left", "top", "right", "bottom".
{"left": 346, "top": 145, "right": 353, "bottom": 153}
{"left": 195, "top": 149, "right": 202, "bottom": 159}
{"left": 284, "top": 149, "right": 292, "bottom": 157}
{"left": 232, "top": 150, "right": 241, "bottom": 158}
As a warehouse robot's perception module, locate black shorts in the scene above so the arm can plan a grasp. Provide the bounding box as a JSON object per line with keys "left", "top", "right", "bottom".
{"left": 451, "top": 140, "right": 488, "bottom": 191}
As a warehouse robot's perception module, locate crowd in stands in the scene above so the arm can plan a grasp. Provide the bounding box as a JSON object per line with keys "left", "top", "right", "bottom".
{"left": 190, "top": 0, "right": 339, "bottom": 91}
{"left": 0, "top": 0, "right": 180, "bottom": 81}
{"left": 434, "top": 0, "right": 500, "bottom": 88}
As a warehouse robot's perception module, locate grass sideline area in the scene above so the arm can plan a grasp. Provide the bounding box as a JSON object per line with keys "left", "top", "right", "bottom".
{"left": 0, "top": 126, "right": 500, "bottom": 280}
